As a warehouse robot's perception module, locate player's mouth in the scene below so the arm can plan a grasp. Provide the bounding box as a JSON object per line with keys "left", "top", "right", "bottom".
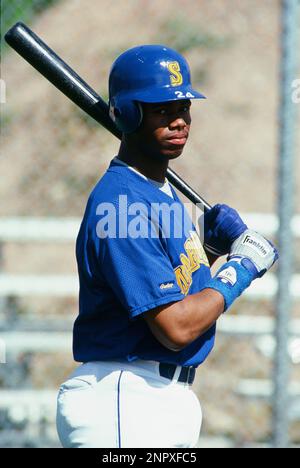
{"left": 165, "top": 133, "right": 189, "bottom": 146}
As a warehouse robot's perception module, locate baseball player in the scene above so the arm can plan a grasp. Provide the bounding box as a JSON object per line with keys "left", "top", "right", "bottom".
{"left": 56, "top": 45, "right": 278, "bottom": 448}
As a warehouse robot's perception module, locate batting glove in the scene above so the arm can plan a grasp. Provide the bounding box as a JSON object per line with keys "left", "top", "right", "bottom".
{"left": 206, "top": 229, "right": 279, "bottom": 311}
{"left": 203, "top": 204, "right": 248, "bottom": 257}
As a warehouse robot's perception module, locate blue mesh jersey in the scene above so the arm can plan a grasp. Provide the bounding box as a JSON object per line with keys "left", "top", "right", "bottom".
{"left": 73, "top": 158, "right": 216, "bottom": 367}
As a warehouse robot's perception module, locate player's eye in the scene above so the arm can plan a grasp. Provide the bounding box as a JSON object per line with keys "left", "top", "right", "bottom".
{"left": 155, "top": 108, "right": 167, "bottom": 115}
{"left": 181, "top": 103, "right": 191, "bottom": 113}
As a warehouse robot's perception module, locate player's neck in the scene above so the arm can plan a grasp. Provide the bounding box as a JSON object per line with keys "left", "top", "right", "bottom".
{"left": 117, "top": 141, "right": 168, "bottom": 183}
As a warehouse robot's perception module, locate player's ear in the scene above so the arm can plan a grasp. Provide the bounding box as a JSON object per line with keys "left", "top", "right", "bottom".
{"left": 109, "top": 96, "right": 143, "bottom": 134}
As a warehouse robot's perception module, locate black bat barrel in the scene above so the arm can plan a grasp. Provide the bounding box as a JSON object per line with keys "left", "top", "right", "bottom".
{"left": 5, "top": 22, "right": 120, "bottom": 138}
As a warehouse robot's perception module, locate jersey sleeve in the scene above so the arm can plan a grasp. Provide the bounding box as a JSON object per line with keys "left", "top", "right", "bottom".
{"left": 96, "top": 208, "right": 185, "bottom": 319}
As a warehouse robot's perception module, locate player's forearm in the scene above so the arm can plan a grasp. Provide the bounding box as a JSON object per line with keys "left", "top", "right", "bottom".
{"left": 146, "top": 288, "right": 225, "bottom": 352}
{"left": 174, "top": 288, "right": 225, "bottom": 347}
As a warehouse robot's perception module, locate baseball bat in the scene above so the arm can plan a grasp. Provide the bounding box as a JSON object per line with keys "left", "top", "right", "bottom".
{"left": 5, "top": 22, "right": 211, "bottom": 211}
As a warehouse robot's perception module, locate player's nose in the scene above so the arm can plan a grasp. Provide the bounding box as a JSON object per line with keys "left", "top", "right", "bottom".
{"left": 169, "top": 116, "right": 189, "bottom": 131}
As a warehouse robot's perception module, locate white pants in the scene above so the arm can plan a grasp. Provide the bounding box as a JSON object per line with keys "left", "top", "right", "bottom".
{"left": 56, "top": 360, "right": 202, "bottom": 448}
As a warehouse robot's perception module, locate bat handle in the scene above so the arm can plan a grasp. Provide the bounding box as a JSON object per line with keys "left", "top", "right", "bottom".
{"left": 166, "top": 168, "right": 211, "bottom": 212}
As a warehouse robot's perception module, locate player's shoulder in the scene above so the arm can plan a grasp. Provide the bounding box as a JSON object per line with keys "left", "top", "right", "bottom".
{"left": 90, "top": 166, "right": 126, "bottom": 204}
{"left": 89, "top": 171, "right": 142, "bottom": 206}
{"left": 89, "top": 159, "right": 157, "bottom": 206}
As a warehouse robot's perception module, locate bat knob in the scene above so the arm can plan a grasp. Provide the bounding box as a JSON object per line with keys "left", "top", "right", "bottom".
{"left": 5, "top": 22, "right": 30, "bottom": 49}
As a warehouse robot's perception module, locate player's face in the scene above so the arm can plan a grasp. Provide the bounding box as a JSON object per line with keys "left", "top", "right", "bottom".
{"left": 137, "top": 100, "right": 192, "bottom": 160}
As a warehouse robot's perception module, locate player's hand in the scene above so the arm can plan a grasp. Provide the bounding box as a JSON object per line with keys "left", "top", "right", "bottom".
{"left": 203, "top": 204, "right": 247, "bottom": 256}
{"left": 206, "top": 229, "right": 278, "bottom": 311}
{"left": 228, "top": 229, "right": 279, "bottom": 279}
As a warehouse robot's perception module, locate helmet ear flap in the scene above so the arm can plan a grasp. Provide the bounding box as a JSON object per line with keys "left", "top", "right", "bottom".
{"left": 109, "top": 97, "right": 143, "bottom": 134}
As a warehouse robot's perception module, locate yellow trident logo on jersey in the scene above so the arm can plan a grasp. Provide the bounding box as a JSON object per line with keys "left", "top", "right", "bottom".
{"left": 167, "top": 61, "right": 183, "bottom": 87}
{"left": 174, "top": 231, "right": 209, "bottom": 295}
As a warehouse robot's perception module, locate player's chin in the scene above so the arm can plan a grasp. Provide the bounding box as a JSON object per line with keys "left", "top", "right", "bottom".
{"left": 160, "top": 140, "right": 187, "bottom": 158}
{"left": 161, "top": 146, "right": 185, "bottom": 160}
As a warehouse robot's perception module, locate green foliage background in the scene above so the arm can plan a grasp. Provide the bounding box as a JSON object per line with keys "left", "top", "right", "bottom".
{"left": 1, "top": 0, "right": 58, "bottom": 36}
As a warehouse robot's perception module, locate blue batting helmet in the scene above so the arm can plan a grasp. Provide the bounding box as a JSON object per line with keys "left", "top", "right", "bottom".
{"left": 108, "top": 45, "right": 206, "bottom": 133}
